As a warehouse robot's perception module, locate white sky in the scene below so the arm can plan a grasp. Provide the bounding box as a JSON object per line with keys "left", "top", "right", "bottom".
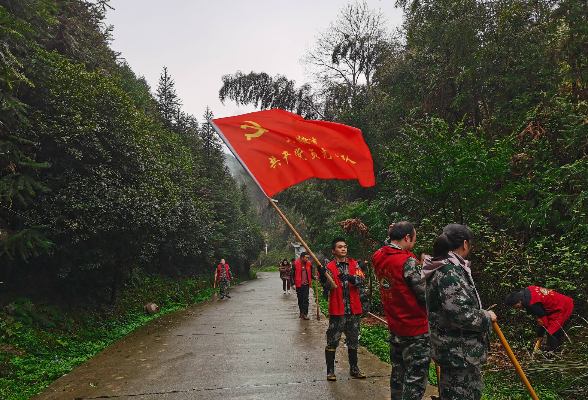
{"left": 104, "top": 0, "right": 404, "bottom": 123}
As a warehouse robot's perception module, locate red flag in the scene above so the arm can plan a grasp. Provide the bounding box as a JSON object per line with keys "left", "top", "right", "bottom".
{"left": 211, "top": 109, "right": 375, "bottom": 197}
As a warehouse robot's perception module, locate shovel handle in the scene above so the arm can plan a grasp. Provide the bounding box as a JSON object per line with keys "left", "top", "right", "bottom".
{"left": 493, "top": 322, "right": 539, "bottom": 400}
{"left": 533, "top": 337, "right": 543, "bottom": 351}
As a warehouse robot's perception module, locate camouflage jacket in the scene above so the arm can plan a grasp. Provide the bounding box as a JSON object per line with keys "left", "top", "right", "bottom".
{"left": 425, "top": 263, "right": 492, "bottom": 368}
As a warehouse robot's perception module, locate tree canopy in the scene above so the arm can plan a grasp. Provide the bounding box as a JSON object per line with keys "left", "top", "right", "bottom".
{"left": 0, "top": 0, "right": 264, "bottom": 304}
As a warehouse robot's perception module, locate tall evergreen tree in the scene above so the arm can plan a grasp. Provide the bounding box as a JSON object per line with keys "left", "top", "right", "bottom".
{"left": 156, "top": 66, "right": 182, "bottom": 129}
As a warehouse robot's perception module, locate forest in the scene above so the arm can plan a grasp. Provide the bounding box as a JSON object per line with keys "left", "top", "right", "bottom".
{"left": 1, "top": 1, "right": 264, "bottom": 397}
{"left": 222, "top": 0, "right": 587, "bottom": 398}
{"left": 1, "top": 0, "right": 587, "bottom": 399}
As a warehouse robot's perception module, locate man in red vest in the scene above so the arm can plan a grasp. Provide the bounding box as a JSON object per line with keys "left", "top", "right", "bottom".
{"left": 372, "top": 221, "right": 430, "bottom": 400}
{"left": 506, "top": 286, "right": 574, "bottom": 352}
{"left": 292, "top": 252, "right": 312, "bottom": 320}
{"left": 216, "top": 259, "right": 232, "bottom": 299}
{"left": 318, "top": 237, "right": 366, "bottom": 381}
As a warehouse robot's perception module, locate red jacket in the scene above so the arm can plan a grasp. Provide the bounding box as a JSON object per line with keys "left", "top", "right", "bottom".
{"left": 217, "top": 264, "right": 231, "bottom": 281}
{"left": 529, "top": 286, "right": 574, "bottom": 334}
{"left": 327, "top": 258, "right": 363, "bottom": 316}
{"left": 294, "top": 259, "right": 312, "bottom": 287}
{"left": 372, "top": 246, "right": 428, "bottom": 336}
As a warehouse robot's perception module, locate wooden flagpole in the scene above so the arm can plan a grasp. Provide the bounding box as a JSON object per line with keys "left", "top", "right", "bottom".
{"left": 269, "top": 199, "right": 337, "bottom": 321}
{"left": 208, "top": 119, "right": 337, "bottom": 320}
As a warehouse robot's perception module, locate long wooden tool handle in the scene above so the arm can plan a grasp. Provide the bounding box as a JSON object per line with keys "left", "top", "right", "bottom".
{"left": 435, "top": 363, "right": 441, "bottom": 393}
{"left": 269, "top": 200, "right": 337, "bottom": 288}
{"left": 534, "top": 337, "right": 543, "bottom": 351}
{"left": 367, "top": 312, "right": 387, "bottom": 325}
{"left": 492, "top": 322, "right": 540, "bottom": 400}
{"left": 213, "top": 273, "right": 216, "bottom": 289}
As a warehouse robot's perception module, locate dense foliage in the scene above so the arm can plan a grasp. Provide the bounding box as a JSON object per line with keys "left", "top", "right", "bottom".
{"left": 0, "top": 272, "right": 223, "bottom": 400}
{"left": 221, "top": 0, "right": 587, "bottom": 397}
{"left": 0, "top": 1, "right": 264, "bottom": 303}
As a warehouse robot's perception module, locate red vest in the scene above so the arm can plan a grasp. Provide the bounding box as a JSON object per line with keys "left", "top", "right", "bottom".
{"left": 529, "top": 286, "right": 573, "bottom": 334}
{"left": 327, "top": 259, "right": 363, "bottom": 316}
{"left": 217, "top": 264, "right": 230, "bottom": 280}
{"left": 294, "top": 259, "right": 312, "bottom": 287}
{"left": 372, "top": 246, "right": 428, "bottom": 336}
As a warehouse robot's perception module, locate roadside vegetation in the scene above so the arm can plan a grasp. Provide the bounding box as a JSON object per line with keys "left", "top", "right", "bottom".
{"left": 239, "top": 1, "right": 587, "bottom": 398}
{"left": 0, "top": 273, "right": 229, "bottom": 400}
{"left": 1, "top": 0, "right": 587, "bottom": 398}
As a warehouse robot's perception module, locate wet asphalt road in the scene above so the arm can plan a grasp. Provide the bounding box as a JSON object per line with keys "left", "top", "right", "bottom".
{"left": 31, "top": 272, "right": 438, "bottom": 399}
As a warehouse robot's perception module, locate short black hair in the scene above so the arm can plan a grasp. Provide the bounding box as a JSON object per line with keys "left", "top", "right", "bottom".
{"left": 505, "top": 291, "right": 524, "bottom": 306}
{"left": 388, "top": 221, "right": 415, "bottom": 240}
{"left": 300, "top": 252, "right": 309, "bottom": 258}
{"left": 331, "top": 237, "right": 346, "bottom": 250}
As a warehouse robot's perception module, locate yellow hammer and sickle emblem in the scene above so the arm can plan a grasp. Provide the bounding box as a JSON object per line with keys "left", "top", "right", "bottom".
{"left": 240, "top": 121, "right": 268, "bottom": 140}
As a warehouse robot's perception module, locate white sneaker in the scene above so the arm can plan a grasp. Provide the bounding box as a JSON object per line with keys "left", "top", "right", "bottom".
{"left": 287, "top": 290, "right": 290, "bottom": 294}
{"left": 283, "top": 291, "right": 286, "bottom": 294}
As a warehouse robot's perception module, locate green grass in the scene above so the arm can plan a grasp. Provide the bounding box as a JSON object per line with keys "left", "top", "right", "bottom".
{"left": 0, "top": 274, "right": 231, "bottom": 400}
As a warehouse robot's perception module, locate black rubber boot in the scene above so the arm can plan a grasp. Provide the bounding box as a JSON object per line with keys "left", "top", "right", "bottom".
{"left": 325, "top": 348, "right": 337, "bottom": 381}
{"left": 348, "top": 349, "right": 366, "bottom": 378}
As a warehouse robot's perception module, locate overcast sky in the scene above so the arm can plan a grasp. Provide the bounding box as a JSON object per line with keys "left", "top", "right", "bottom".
{"left": 104, "top": 0, "right": 404, "bottom": 123}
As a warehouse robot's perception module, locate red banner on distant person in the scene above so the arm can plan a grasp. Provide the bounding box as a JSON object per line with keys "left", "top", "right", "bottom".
{"left": 211, "top": 109, "right": 375, "bottom": 197}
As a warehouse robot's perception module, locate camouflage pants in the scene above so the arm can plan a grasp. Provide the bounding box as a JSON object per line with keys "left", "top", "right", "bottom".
{"left": 438, "top": 365, "right": 483, "bottom": 400}
{"left": 388, "top": 332, "right": 431, "bottom": 400}
{"left": 326, "top": 314, "right": 360, "bottom": 350}
{"left": 219, "top": 280, "right": 230, "bottom": 297}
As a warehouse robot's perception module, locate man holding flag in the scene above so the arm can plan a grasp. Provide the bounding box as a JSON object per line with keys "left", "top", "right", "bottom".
{"left": 210, "top": 108, "right": 375, "bottom": 378}
{"left": 319, "top": 237, "right": 367, "bottom": 381}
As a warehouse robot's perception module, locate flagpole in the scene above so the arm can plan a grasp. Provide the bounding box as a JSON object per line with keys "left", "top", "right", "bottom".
{"left": 208, "top": 119, "right": 337, "bottom": 320}
{"left": 268, "top": 199, "right": 339, "bottom": 321}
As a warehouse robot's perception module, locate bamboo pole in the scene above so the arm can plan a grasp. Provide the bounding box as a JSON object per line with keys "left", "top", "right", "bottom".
{"left": 208, "top": 121, "right": 337, "bottom": 318}
{"left": 367, "top": 312, "right": 387, "bottom": 325}
{"left": 492, "top": 322, "right": 540, "bottom": 400}
{"left": 314, "top": 270, "right": 321, "bottom": 320}
{"left": 269, "top": 199, "right": 337, "bottom": 321}
{"left": 435, "top": 363, "right": 441, "bottom": 394}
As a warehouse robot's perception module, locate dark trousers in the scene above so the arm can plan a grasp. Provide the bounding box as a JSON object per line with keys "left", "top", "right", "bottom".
{"left": 296, "top": 285, "right": 309, "bottom": 315}
{"left": 541, "top": 309, "right": 574, "bottom": 351}
{"left": 282, "top": 279, "right": 291, "bottom": 291}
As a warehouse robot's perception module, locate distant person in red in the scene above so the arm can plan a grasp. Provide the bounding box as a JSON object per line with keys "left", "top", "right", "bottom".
{"left": 506, "top": 286, "right": 574, "bottom": 352}
{"left": 292, "top": 252, "right": 312, "bottom": 320}
{"left": 216, "top": 259, "right": 232, "bottom": 299}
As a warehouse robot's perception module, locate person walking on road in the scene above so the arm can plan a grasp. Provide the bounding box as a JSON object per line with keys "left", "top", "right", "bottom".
{"left": 216, "top": 258, "right": 233, "bottom": 299}
{"left": 505, "top": 286, "right": 574, "bottom": 353}
{"left": 422, "top": 224, "right": 497, "bottom": 400}
{"left": 319, "top": 237, "right": 367, "bottom": 381}
{"left": 372, "top": 221, "right": 430, "bottom": 400}
{"left": 292, "top": 252, "right": 312, "bottom": 320}
{"left": 279, "top": 259, "right": 292, "bottom": 294}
